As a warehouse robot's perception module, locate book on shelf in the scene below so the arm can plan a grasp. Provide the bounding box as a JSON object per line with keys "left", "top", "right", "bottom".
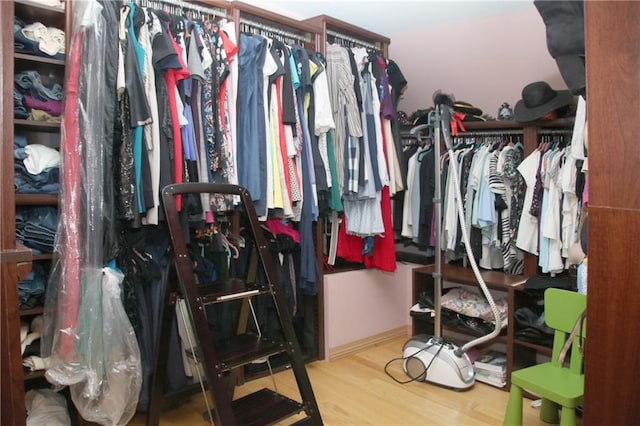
{"left": 474, "top": 370, "right": 506, "bottom": 388}
{"left": 473, "top": 350, "right": 507, "bottom": 374}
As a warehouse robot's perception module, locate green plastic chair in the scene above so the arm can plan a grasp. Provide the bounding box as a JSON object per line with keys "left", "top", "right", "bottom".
{"left": 504, "top": 288, "right": 586, "bottom": 426}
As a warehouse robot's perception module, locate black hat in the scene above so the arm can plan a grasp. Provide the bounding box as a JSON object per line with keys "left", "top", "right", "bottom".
{"left": 513, "top": 81, "right": 574, "bottom": 122}
{"left": 555, "top": 55, "right": 586, "bottom": 98}
{"left": 453, "top": 101, "right": 482, "bottom": 117}
{"left": 453, "top": 101, "right": 485, "bottom": 122}
{"left": 534, "top": 0, "right": 586, "bottom": 97}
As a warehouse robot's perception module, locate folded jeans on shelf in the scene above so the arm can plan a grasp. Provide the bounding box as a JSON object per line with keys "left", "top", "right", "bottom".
{"left": 20, "top": 226, "right": 56, "bottom": 241}
{"left": 16, "top": 206, "right": 58, "bottom": 252}
{"left": 14, "top": 132, "right": 28, "bottom": 149}
{"left": 18, "top": 263, "right": 48, "bottom": 299}
{"left": 15, "top": 71, "right": 64, "bottom": 102}
{"left": 18, "top": 280, "right": 46, "bottom": 302}
{"left": 14, "top": 162, "right": 60, "bottom": 194}
{"left": 16, "top": 206, "right": 58, "bottom": 231}
{"left": 16, "top": 237, "right": 54, "bottom": 254}
{"left": 14, "top": 89, "right": 29, "bottom": 119}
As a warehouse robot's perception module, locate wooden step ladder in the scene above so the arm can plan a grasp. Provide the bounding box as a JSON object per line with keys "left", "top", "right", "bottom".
{"left": 155, "top": 182, "right": 322, "bottom": 425}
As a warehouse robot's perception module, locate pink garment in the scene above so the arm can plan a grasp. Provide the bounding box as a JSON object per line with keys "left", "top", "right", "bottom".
{"left": 59, "top": 30, "right": 83, "bottom": 361}
{"left": 23, "top": 94, "right": 63, "bottom": 116}
{"left": 266, "top": 218, "right": 300, "bottom": 244}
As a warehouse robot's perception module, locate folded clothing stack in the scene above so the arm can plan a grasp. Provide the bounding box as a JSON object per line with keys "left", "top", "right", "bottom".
{"left": 16, "top": 206, "right": 58, "bottom": 254}
{"left": 18, "top": 262, "right": 50, "bottom": 310}
{"left": 412, "top": 287, "right": 508, "bottom": 336}
{"left": 513, "top": 306, "right": 554, "bottom": 346}
{"left": 14, "top": 69, "right": 64, "bottom": 120}
{"left": 14, "top": 17, "right": 65, "bottom": 59}
{"left": 13, "top": 133, "right": 60, "bottom": 194}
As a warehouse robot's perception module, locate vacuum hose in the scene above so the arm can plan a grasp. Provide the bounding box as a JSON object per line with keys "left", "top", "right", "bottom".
{"left": 438, "top": 103, "right": 503, "bottom": 357}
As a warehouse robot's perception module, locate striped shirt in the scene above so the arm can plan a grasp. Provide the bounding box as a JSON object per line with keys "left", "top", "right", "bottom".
{"left": 325, "top": 43, "right": 363, "bottom": 195}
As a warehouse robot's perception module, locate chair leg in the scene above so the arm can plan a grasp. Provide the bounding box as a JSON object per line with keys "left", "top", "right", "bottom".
{"left": 559, "top": 406, "right": 577, "bottom": 426}
{"left": 540, "top": 398, "right": 560, "bottom": 424}
{"left": 503, "top": 384, "right": 523, "bottom": 426}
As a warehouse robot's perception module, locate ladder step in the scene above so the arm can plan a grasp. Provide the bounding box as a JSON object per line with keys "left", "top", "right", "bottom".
{"left": 189, "top": 333, "right": 288, "bottom": 371}
{"left": 196, "top": 278, "right": 270, "bottom": 304}
{"left": 290, "top": 416, "right": 316, "bottom": 425}
{"left": 218, "top": 334, "right": 288, "bottom": 371}
{"left": 232, "top": 388, "right": 305, "bottom": 425}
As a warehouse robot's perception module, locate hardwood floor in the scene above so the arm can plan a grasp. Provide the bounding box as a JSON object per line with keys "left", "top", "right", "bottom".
{"left": 128, "top": 336, "right": 579, "bottom": 425}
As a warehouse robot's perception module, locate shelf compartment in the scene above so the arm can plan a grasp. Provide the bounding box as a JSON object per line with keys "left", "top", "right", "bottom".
{"left": 15, "top": 193, "right": 59, "bottom": 205}
{"left": 15, "top": 0, "right": 65, "bottom": 14}
{"left": 412, "top": 314, "right": 508, "bottom": 344}
{"left": 14, "top": 119, "right": 61, "bottom": 132}
{"left": 14, "top": 52, "right": 65, "bottom": 66}
{"left": 15, "top": 0, "right": 66, "bottom": 31}
{"left": 32, "top": 252, "right": 56, "bottom": 261}
{"left": 0, "top": 245, "right": 32, "bottom": 264}
{"left": 19, "top": 306, "right": 44, "bottom": 317}
{"left": 463, "top": 117, "right": 575, "bottom": 131}
{"left": 23, "top": 369, "right": 46, "bottom": 381}
{"left": 413, "top": 263, "right": 527, "bottom": 291}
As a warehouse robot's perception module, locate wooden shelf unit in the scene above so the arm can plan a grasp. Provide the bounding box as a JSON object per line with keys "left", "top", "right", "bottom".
{"left": 1, "top": 1, "right": 68, "bottom": 423}
{"left": 408, "top": 117, "right": 574, "bottom": 390}
{"left": 411, "top": 263, "right": 556, "bottom": 390}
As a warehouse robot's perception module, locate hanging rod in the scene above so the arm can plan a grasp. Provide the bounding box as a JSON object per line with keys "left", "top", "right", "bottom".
{"left": 458, "top": 129, "right": 524, "bottom": 137}
{"left": 138, "top": 0, "right": 227, "bottom": 18}
{"left": 326, "top": 29, "right": 380, "bottom": 51}
{"left": 239, "top": 18, "right": 312, "bottom": 44}
{"left": 538, "top": 129, "right": 574, "bottom": 136}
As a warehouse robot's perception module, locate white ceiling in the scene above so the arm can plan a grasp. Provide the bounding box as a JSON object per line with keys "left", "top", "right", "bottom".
{"left": 240, "top": 1, "right": 534, "bottom": 37}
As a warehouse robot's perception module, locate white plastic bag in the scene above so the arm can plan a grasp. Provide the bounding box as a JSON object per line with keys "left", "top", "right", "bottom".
{"left": 46, "top": 267, "right": 142, "bottom": 426}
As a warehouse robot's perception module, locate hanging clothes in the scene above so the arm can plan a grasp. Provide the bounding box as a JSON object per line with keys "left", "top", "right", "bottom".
{"left": 236, "top": 33, "right": 268, "bottom": 216}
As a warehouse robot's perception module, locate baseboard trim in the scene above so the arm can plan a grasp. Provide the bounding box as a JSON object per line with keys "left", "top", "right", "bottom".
{"left": 328, "top": 326, "right": 410, "bottom": 360}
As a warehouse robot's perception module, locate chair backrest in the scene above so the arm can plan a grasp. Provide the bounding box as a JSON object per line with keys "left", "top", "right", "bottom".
{"left": 544, "top": 288, "right": 587, "bottom": 373}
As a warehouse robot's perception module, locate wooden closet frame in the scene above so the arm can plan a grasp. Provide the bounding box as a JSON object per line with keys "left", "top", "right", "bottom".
{"left": 7, "top": 2, "right": 638, "bottom": 425}
{"left": 0, "top": 0, "right": 402, "bottom": 425}
{"left": 1, "top": 1, "right": 73, "bottom": 424}
{"left": 0, "top": 0, "right": 394, "bottom": 423}
{"left": 583, "top": 3, "right": 640, "bottom": 425}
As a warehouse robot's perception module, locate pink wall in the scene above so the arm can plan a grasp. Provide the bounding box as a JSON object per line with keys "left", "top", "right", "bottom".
{"left": 323, "top": 263, "right": 416, "bottom": 359}
{"left": 390, "top": 7, "right": 567, "bottom": 119}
